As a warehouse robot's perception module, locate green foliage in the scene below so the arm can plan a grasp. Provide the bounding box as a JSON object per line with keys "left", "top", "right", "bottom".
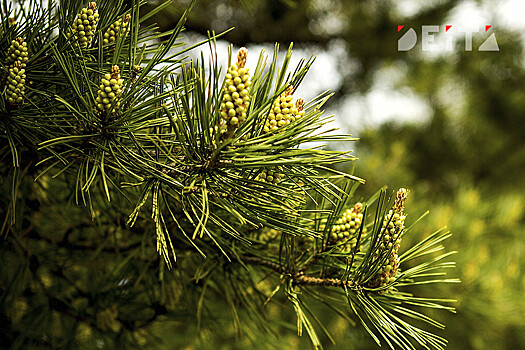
{"left": 357, "top": 141, "right": 525, "bottom": 349}
{"left": 136, "top": 1, "right": 525, "bottom": 348}
{"left": 355, "top": 32, "right": 525, "bottom": 350}
{"left": 0, "top": 1, "right": 457, "bottom": 349}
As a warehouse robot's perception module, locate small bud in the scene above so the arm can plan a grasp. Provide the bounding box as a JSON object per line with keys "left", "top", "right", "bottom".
{"left": 256, "top": 166, "right": 284, "bottom": 185}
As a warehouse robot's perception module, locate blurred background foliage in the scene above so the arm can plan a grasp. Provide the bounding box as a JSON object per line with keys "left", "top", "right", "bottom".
{"left": 138, "top": 0, "right": 525, "bottom": 349}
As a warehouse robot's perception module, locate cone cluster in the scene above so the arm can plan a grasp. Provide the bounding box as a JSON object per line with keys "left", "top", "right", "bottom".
{"left": 256, "top": 90, "right": 305, "bottom": 185}
{"left": 5, "top": 36, "right": 29, "bottom": 106}
{"left": 255, "top": 166, "right": 284, "bottom": 185}
{"left": 263, "top": 87, "right": 305, "bottom": 133}
{"left": 6, "top": 37, "right": 28, "bottom": 67}
{"left": 330, "top": 203, "right": 367, "bottom": 253}
{"left": 103, "top": 14, "right": 131, "bottom": 45}
{"left": 219, "top": 47, "right": 251, "bottom": 137}
{"left": 366, "top": 188, "right": 407, "bottom": 289}
{"left": 67, "top": 2, "right": 99, "bottom": 48}
{"left": 6, "top": 61, "right": 26, "bottom": 105}
{"left": 96, "top": 65, "right": 123, "bottom": 113}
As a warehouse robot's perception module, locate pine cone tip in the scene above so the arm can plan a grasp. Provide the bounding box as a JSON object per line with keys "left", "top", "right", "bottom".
{"left": 237, "top": 47, "right": 248, "bottom": 68}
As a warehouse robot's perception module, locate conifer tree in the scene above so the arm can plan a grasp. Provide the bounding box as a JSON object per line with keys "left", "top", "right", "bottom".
{"left": 0, "top": 1, "right": 458, "bottom": 349}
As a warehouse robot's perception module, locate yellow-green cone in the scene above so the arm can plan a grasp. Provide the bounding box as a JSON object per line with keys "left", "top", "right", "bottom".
{"left": 95, "top": 65, "right": 123, "bottom": 113}
{"left": 7, "top": 61, "right": 26, "bottom": 105}
{"left": 256, "top": 90, "right": 305, "bottom": 184}
{"left": 103, "top": 14, "right": 131, "bottom": 45}
{"left": 66, "top": 2, "right": 99, "bottom": 48}
{"left": 366, "top": 188, "right": 407, "bottom": 289}
{"left": 219, "top": 47, "right": 252, "bottom": 138}
{"left": 6, "top": 37, "right": 28, "bottom": 67}
{"left": 263, "top": 87, "right": 305, "bottom": 133}
{"left": 330, "top": 203, "right": 367, "bottom": 253}
{"left": 255, "top": 166, "right": 284, "bottom": 185}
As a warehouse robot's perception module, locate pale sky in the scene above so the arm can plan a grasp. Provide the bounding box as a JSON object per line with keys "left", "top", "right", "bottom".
{"left": 315, "top": 0, "right": 525, "bottom": 134}
{"left": 177, "top": 0, "right": 525, "bottom": 136}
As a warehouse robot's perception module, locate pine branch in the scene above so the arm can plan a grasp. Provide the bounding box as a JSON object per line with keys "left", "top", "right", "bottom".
{"left": 0, "top": 1, "right": 458, "bottom": 349}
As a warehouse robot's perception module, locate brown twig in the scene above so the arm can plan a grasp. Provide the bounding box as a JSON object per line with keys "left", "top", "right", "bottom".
{"left": 241, "top": 255, "right": 355, "bottom": 289}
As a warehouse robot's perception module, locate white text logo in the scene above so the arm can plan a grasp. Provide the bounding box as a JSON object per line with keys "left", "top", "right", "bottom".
{"left": 398, "top": 25, "right": 499, "bottom": 52}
